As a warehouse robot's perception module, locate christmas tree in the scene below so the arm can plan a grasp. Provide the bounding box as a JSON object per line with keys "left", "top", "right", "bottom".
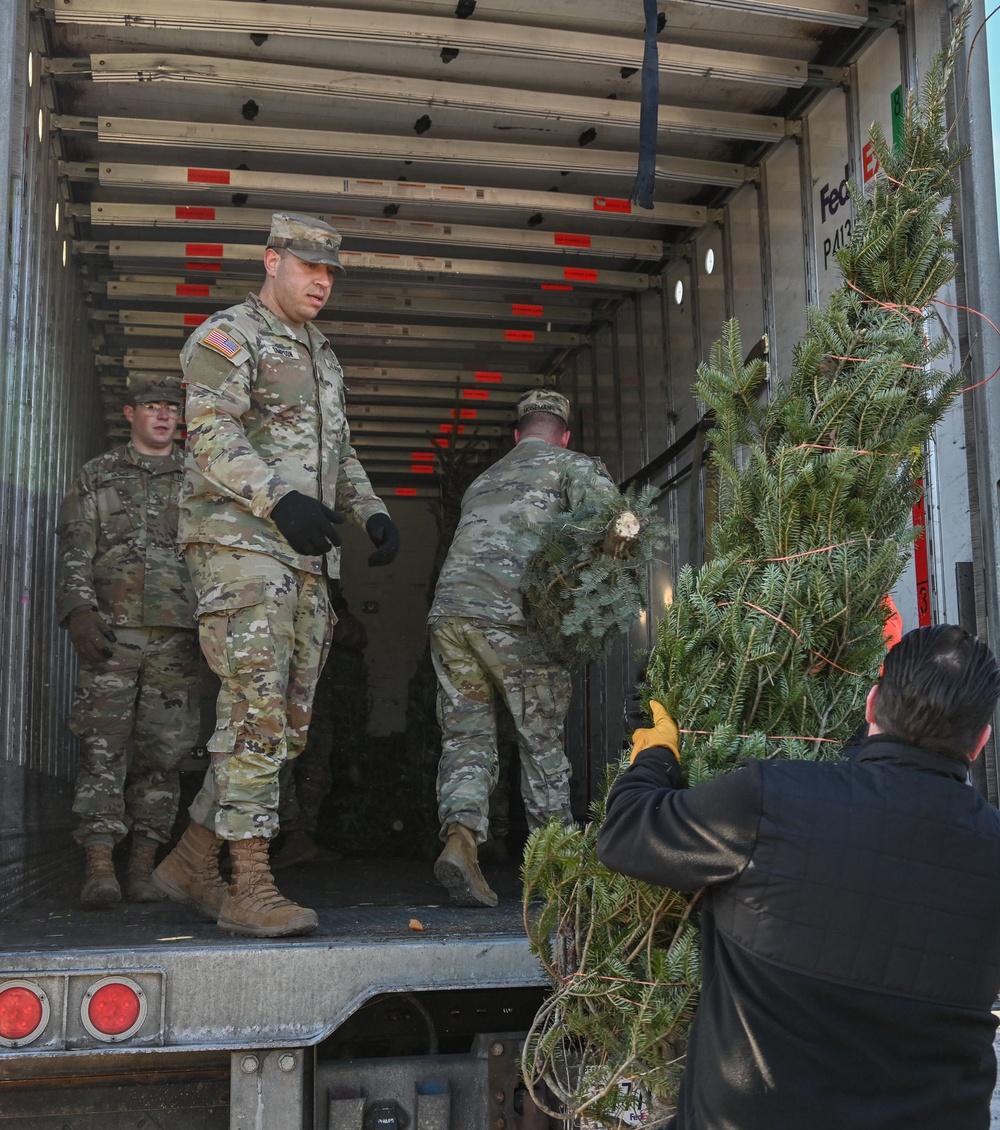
{"left": 517, "top": 485, "right": 669, "bottom": 670}
{"left": 521, "top": 11, "right": 971, "bottom": 1126}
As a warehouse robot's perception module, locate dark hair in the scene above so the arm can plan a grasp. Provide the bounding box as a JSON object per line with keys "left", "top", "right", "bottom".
{"left": 874, "top": 624, "right": 1000, "bottom": 758}
{"left": 518, "top": 412, "right": 568, "bottom": 440}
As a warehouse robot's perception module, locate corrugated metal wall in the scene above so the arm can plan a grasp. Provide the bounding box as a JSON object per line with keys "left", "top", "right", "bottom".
{"left": 560, "top": 203, "right": 767, "bottom": 811}
{"left": 560, "top": 285, "right": 683, "bottom": 811}
{"left": 0, "top": 0, "right": 107, "bottom": 912}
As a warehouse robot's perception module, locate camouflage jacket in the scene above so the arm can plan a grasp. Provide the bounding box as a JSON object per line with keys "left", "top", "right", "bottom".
{"left": 56, "top": 443, "right": 196, "bottom": 629}
{"left": 429, "top": 437, "right": 617, "bottom": 626}
{"left": 179, "top": 292, "right": 388, "bottom": 575}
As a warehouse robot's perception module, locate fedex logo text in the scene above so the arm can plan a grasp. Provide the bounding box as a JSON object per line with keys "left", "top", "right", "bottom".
{"left": 819, "top": 163, "right": 851, "bottom": 223}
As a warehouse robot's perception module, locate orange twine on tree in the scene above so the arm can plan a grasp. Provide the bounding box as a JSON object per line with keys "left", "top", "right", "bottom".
{"left": 732, "top": 600, "right": 861, "bottom": 677}
{"left": 932, "top": 297, "right": 1000, "bottom": 392}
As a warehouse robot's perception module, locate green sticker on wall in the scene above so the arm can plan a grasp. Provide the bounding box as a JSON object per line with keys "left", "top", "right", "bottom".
{"left": 891, "top": 84, "right": 905, "bottom": 151}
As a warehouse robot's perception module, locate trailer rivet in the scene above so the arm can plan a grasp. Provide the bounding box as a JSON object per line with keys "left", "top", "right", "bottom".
{"left": 278, "top": 1053, "right": 296, "bottom": 1072}
{"left": 490, "top": 1041, "right": 504, "bottom": 1056}
{"left": 493, "top": 1090, "right": 505, "bottom": 1104}
{"left": 240, "top": 1054, "right": 260, "bottom": 1074}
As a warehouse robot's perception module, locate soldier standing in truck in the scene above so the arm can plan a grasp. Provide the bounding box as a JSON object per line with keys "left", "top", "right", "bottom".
{"left": 57, "top": 372, "right": 201, "bottom": 909}
{"left": 428, "top": 389, "right": 618, "bottom": 907}
{"left": 152, "top": 212, "right": 399, "bottom": 939}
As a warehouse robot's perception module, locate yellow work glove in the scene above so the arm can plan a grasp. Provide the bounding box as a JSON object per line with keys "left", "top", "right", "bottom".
{"left": 630, "top": 700, "right": 680, "bottom": 763}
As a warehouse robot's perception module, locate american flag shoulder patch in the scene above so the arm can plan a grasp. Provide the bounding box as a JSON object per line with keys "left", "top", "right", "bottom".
{"left": 202, "top": 328, "right": 242, "bottom": 359}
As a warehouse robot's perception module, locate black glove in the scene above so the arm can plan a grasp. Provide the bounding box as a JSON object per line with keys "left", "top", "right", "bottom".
{"left": 271, "top": 491, "right": 344, "bottom": 556}
{"left": 67, "top": 607, "right": 117, "bottom": 664}
{"left": 366, "top": 513, "right": 400, "bottom": 567}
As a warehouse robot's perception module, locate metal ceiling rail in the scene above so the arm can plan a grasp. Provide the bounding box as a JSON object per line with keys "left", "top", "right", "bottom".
{"left": 79, "top": 241, "right": 653, "bottom": 291}
{"left": 361, "top": 464, "right": 458, "bottom": 478}
{"left": 78, "top": 202, "right": 665, "bottom": 260}
{"left": 99, "top": 351, "right": 550, "bottom": 383}
{"left": 88, "top": 330, "right": 547, "bottom": 389}
{"left": 95, "top": 363, "right": 522, "bottom": 433}
{"left": 340, "top": 419, "right": 506, "bottom": 438}
{"left": 327, "top": 401, "right": 519, "bottom": 423}
{"left": 318, "top": 0, "right": 869, "bottom": 28}
{"left": 103, "top": 291, "right": 595, "bottom": 326}
{"left": 99, "top": 272, "right": 610, "bottom": 305}
{"left": 350, "top": 452, "right": 454, "bottom": 466}
{"left": 52, "top": 116, "right": 752, "bottom": 189}
{"left": 687, "top": 0, "right": 868, "bottom": 23}
{"left": 95, "top": 350, "right": 546, "bottom": 377}
{"left": 305, "top": 382, "right": 523, "bottom": 406}
{"left": 68, "top": 54, "right": 792, "bottom": 143}
{"left": 48, "top": 0, "right": 813, "bottom": 87}
{"left": 101, "top": 281, "right": 605, "bottom": 320}
{"left": 350, "top": 437, "right": 497, "bottom": 450}
{"left": 343, "top": 372, "right": 535, "bottom": 395}
{"left": 341, "top": 366, "right": 544, "bottom": 390}
{"left": 111, "top": 321, "right": 582, "bottom": 347}
{"left": 383, "top": 487, "right": 438, "bottom": 498}
{"left": 60, "top": 163, "right": 709, "bottom": 227}
{"left": 95, "top": 353, "right": 186, "bottom": 371}
{"left": 113, "top": 333, "right": 568, "bottom": 359}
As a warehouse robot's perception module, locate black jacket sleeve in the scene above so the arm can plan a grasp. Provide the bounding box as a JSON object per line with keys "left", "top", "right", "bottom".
{"left": 595, "top": 747, "right": 763, "bottom": 891}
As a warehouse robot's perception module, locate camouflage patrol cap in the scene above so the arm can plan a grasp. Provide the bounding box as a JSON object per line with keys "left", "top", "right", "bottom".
{"left": 516, "top": 388, "right": 571, "bottom": 426}
{"left": 125, "top": 372, "right": 184, "bottom": 406}
{"left": 266, "top": 212, "right": 345, "bottom": 272}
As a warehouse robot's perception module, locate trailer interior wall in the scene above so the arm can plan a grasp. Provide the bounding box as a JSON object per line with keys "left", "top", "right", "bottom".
{"left": 4, "top": 0, "right": 998, "bottom": 916}
{"left": 0, "top": 3, "right": 106, "bottom": 914}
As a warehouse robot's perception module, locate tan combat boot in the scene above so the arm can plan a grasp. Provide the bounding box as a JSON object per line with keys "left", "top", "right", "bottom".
{"left": 152, "top": 820, "right": 228, "bottom": 919}
{"left": 124, "top": 839, "right": 163, "bottom": 903}
{"left": 81, "top": 843, "right": 122, "bottom": 908}
{"left": 434, "top": 824, "right": 498, "bottom": 907}
{"left": 217, "top": 838, "right": 318, "bottom": 938}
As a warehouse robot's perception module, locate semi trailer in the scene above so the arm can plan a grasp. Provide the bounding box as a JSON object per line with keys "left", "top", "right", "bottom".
{"left": 1, "top": 0, "right": 999, "bottom": 1125}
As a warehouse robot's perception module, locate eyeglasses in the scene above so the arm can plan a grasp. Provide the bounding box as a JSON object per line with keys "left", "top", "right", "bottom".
{"left": 138, "top": 401, "right": 182, "bottom": 415}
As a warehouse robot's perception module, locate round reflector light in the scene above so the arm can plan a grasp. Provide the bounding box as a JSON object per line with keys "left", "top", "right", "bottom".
{"left": 81, "top": 977, "right": 146, "bottom": 1042}
{"left": 0, "top": 980, "right": 50, "bottom": 1047}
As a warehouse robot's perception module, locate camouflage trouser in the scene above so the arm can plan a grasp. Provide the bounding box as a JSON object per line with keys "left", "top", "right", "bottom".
{"left": 184, "top": 545, "right": 334, "bottom": 841}
{"left": 429, "top": 616, "right": 573, "bottom": 844}
{"left": 277, "top": 657, "right": 335, "bottom": 836}
{"left": 71, "top": 626, "right": 201, "bottom": 847}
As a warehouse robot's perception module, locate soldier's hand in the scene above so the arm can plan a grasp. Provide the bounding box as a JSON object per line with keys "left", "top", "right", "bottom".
{"left": 630, "top": 700, "right": 680, "bottom": 764}
{"left": 67, "top": 607, "right": 117, "bottom": 664}
{"left": 271, "top": 491, "right": 345, "bottom": 556}
{"left": 365, "top": 513, "right": 400, "bottom": 567}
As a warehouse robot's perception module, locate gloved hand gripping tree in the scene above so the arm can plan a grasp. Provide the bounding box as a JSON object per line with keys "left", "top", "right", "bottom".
{"left": 522, "top": 14, "right": 970, "bottom": 1126}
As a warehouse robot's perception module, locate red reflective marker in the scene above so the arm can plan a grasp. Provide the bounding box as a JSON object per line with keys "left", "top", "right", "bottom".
{"left": 0, "top": 981, "right": 49, "bottom": 1046}
{"left": 82, "top": 978, "right": 146, "bottom": 1041}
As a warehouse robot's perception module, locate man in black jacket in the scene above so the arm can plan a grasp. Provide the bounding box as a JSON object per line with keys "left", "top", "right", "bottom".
{"left": 597, "top": 625, "right": 1000, "bottom": 1130}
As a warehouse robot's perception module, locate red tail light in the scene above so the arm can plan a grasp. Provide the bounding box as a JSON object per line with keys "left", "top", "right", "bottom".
{"left": 81, "top": 977, "right": 147, "bottom": 1042}
{"left": 0, "top": 980, "right": 50, "bottom": 1047}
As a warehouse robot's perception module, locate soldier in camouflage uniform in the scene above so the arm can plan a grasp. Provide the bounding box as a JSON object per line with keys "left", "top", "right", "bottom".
{"left": 429, "top": 390, "right": 617, "bottom": 906}
{"left": 57, "top": 373, "right": 200, "bottom": 909}
{"left": 153, "top": 213, "right": 399, "bottom": 938}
